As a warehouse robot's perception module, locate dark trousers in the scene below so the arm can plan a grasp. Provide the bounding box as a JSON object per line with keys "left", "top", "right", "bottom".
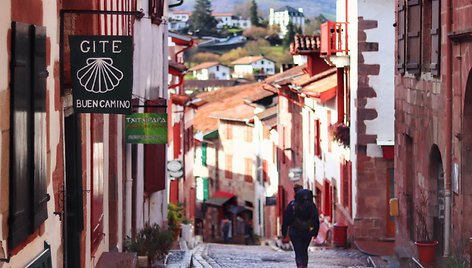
{"left": 289, "top": 229, "right": 312, "bottom": 268}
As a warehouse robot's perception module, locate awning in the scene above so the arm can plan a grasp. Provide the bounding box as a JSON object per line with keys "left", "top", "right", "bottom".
{"left": 301, "top": 73, "right": 337, "bottom": 103}
{"left": 228, "top": 205, "right": 252, "bottom": 215}
{"left": 205, "top": 191, "right": 235, "bottom": 207}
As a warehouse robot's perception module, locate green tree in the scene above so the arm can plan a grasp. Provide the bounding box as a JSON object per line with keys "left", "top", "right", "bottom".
{"left": 283, "top": 21, "right": 300, "bottom": 47}
{"left": 250, "top": 0, "right": 260, "bottom": 27}
{"left": 189, "top": 0, "right": 218, "bottom": 36}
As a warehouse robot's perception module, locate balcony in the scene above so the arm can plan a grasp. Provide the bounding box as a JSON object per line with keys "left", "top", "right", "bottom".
{"left": 320, "top": 21, "right": 349, "bottom": 56}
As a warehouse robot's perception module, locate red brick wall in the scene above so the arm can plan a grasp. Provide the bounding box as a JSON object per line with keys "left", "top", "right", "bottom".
{"left": 394, "top": 1, "right": 472, "bottom": 256}
{"left": 351, "top": 17, "right": 394, "bottom": 240}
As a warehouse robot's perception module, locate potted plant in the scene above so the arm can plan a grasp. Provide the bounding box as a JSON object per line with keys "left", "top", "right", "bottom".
{"left": 167, "top": 203, "right": 184, "bottom": 240}
{"left": 329, "top": 122, "right": 350, "bottom": 147}
{"left": 414, "top": 188, "right": 439, "bottom": 264}
{"left": 125, "top": 223, "right": 174, "bottom": 268}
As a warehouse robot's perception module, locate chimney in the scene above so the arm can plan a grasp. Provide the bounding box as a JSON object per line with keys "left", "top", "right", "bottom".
{"left": 298, "top": 8, "right": 304, "bottom": 14}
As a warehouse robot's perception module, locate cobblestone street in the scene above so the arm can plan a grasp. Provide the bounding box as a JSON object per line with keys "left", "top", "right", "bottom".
{"left": 192, "top": 243, "right": 370, "bottom": 268}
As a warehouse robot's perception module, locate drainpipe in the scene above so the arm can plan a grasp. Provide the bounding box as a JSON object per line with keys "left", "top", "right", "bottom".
{"left": 174, "top": 40, "right": 194, "bottom": 94}
{"left": 125, "top": 144, "right": 133, "bottom": 238}
{"left": 444, "top": 0, "right": 452, "bottom": 257}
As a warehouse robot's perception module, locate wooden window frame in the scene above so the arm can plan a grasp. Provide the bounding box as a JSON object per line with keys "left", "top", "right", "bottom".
{"left": 430, "top": 0, "right": 440, "bottom": 76}
{"left": 406, "top": 0, "right": 422, "bottom": 75}
{"left": 397, "top": 0, "right": 406, "bottom": 74}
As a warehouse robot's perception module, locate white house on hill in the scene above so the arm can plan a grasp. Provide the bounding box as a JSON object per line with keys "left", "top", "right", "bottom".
{"left": 214, "top": 13, "right": 251, "bottom": 29}
{"left": 269, "top": 6, "right": 305, "bottom": 37}
{"left": 189, "top": 62, "right": 231, "bottom": 80}
{"left": 231, "top": 56, "right": 276, "bottom": 79}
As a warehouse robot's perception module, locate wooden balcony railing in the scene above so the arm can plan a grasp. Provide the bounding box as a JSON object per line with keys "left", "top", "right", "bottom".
{"left": 320, "top": 21, "right": 349, "bottom": 55}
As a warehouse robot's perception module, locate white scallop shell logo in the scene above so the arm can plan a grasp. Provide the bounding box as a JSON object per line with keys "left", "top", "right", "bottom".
{"left": 76, "top": 57, "right": 124, "bottom": 93}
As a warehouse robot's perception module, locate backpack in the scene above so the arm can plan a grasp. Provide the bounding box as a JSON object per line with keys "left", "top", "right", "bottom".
{"left": 291, "top": 189, "right": 317, "bottom": 232}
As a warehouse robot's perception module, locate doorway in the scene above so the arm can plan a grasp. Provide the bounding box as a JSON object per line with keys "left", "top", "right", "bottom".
{"left": 429, "top": 145, "right": 444, "bottom": 256}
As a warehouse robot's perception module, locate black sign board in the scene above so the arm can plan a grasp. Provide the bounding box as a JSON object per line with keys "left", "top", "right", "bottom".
{"left": 69, "top": 36, "right": 132, "bottom": 114}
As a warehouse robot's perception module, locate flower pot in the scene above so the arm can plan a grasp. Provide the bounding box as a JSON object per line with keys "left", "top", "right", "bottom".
{"left": 137, "top": 255, "right": 148, "bottom": 268}
{"left": 415, "top": 240, "right": 439, "bottom": 263}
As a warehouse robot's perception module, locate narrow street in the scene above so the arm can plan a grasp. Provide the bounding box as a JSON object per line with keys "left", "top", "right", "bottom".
{"left": 192, "top": 243, "right": 370, "bottom": 268}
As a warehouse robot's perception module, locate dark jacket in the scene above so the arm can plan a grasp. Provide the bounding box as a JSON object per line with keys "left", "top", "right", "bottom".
{"left": 282, "top": 191, "right": 320, "bottom": 238}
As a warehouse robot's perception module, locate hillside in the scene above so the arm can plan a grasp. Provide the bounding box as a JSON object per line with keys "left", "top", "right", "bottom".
{"left": 170, "top": 0, "right": 336, "bottom": 20}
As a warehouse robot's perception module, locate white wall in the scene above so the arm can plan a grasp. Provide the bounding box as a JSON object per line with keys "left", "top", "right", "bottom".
{"left": 133, "top": 0, "right": 169, "bottom": 228}
{"left": 252, "top": 60, "right": 275, "bottom": 75}
{"left": 360, "top": 0, "right": 395, "bottom": 151}
{"left": 208, "top": 65, "right": 230, "bottom": 80}
{"left": 233, "top": 65, "right": 253, "bottom": 78}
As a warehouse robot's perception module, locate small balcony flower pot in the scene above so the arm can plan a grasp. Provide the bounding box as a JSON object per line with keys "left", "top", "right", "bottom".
{"left": 415, "top": 240, "right": 439, "bottom": 263}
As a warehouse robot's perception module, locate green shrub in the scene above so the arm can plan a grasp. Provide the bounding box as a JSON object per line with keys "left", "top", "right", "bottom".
{"left": 125, "top": 223, "right": 173, "bottom": 267}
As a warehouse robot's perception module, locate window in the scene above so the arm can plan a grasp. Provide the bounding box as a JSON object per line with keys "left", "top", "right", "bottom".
{"left": 216, "top": 65, "right": 220, "bottom": 71}
{"left": 225, "top": 155, "right": 233, "bottom": 179}
{"left": 9, "top": 22, "right": 49, "bottom": 249}
{"left": 244, "top": 158, "right": 253, "bottom": 182}
{"left": 226, "top": 121, "right": 233, "bottom": 139}
{"left": 397, "top": 0, "right": 440, "bottom": 76}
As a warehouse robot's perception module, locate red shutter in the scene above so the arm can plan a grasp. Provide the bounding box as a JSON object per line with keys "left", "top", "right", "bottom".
{"left": 314, "top": 119, "right": 321, "bottom": 158}
{"left": 262, "top": 160, "right": 268, "bottom": 183}
{"left": 277, "top": 186, "right": 286, "bottom": 219}
{"left": 169, "top": 180, "right": 179, "bottom": 204}
{"left": 406, "top": 0, "right": 422, "bottom": 74}
{"left": 144, "top": 99, "right": 167, "bottom": 193}
{"left": 327, "top": 111, "right": 332, "bottom": 153}
{"left": 430, "top": 0, "right": 440, "bottom": 76}
{"left": 173, "top": 122, "right": 181, "bottom": 159}
{"left": 323, "top": 180, "right": 331, "bottom": 219}
{"left": 397, "top": 0, "right": 406, "bottom": 74}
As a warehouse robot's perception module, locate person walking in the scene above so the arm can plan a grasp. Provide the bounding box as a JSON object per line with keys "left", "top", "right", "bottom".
{"left": 244, "top": 219, "right": 254, "bottom": 245}
{"left": 282, "top": 187, "right": 320, "bottom": 268}
{"left": 221, "top": 217, "right": 231, "bottom": 243}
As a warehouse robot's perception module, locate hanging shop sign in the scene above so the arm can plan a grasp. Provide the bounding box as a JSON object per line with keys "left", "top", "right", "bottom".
{"left": 167, "top": 160, "right": 183, "bottom": 178}
{"left": 125, "top": 113, "right": 168, "bottom": 144}
{"left": 69, "top": 35, "right": 132, "bottom": 114}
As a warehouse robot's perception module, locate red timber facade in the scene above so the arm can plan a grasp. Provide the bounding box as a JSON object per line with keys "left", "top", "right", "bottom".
{"left": 1, "top": 0, "right": 170, "bottom": 267}
{"left": 167, "top": 31, "right": 197, "bottom": 224}
{"left": 319, "top": 0, "right": 395, "bottom": 244}
{"left": 395, "top": 0, "right": 472, "bottom": 260}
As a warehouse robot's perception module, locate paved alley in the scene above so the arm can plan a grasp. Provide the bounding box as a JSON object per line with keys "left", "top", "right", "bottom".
{"left": 192, "top": 243, "right": 370, "bottom": 268}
